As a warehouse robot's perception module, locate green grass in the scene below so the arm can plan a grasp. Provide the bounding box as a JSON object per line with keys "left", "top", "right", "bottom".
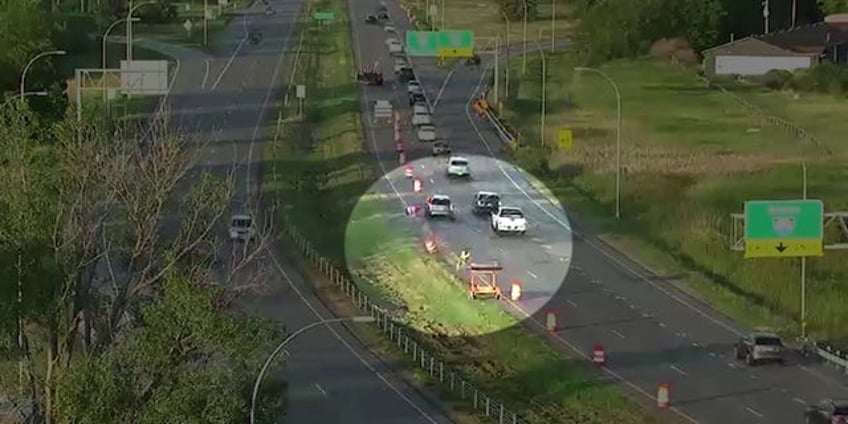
{"left": 131, "top": 0, "right": 251, "bottom": 49}
{"left": 346, "top": 195, "right": 656, "bottom": 423}
{"left": 500, "top": 50, "right": 848, "bottom": 344}
{"left": 398, "top": 0, "right": 574, "bottom": 44}
{"left": 262, "top": 0, "right": 657, "bottom": 422}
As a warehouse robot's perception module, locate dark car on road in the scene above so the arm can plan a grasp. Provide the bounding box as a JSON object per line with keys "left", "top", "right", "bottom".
{"left": 805, "top": 399, "right": 848, "bottom": 423}
{"left": 409, "top": 91, "right": 425, "bottom": 106}
{"left": 365, "top": 15, "right": 379, "bottom": 24}
{"left": 734, "top": 331, "right": 785, "bottom": 365}
{"left": 472, "top": 191, "right": 501, "bottom": 215}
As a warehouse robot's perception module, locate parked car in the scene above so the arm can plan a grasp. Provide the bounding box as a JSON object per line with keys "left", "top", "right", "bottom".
{"left": 805, "top": 399, "right": 848, "bottom": 423}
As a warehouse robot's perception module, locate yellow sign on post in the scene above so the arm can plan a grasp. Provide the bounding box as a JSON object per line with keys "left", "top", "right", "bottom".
{"left": 557, "top": 128, "right": 573, "bottom": 149}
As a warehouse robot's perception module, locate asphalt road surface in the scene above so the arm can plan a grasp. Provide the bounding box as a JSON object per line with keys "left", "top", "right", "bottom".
{"left": 349, "top": 1, "right": 848, "bottom": 423}
{"left": 159, "top": 0, "right": 454, "bottom": 422}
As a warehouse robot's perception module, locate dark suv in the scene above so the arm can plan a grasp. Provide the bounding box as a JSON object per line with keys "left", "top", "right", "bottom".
{"left": 805, "top": 399, "right": 848, "bottom": 423}
{"left": 472, "top": 191, "right": 501, "bottom": 215}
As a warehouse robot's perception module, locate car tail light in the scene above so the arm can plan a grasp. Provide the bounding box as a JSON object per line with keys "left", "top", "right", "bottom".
{"left": 832, "top": 416, "right": 848, "bottom": 424}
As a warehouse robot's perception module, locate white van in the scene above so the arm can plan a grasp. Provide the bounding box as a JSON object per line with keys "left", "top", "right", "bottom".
{"left": 412, "top": 103, "right": 429, "bottom": 115}
{"left": 411, "top": 111, "right": 432, "bottom": 126}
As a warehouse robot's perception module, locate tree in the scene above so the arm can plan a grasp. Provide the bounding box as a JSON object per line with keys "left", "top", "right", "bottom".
{"left": 0, "top": 102, "right": 279, "bottom": 423}
{"left": 818, "top": 0, "right": 848, "bottom": 14}
{"left": 499, "top": 0, "right": 538, "bottom": 20}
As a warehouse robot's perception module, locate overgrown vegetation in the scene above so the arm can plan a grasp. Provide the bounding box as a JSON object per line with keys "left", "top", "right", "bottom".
{"left": 0, "top": 102, "right": 285, "bottom": 422}
{"left": 501, "top": 42, "right": 848, "bottom": 345}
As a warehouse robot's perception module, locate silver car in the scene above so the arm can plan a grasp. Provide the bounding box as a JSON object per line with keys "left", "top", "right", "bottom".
{"left": 734, "top": 332, "right": 785, "bottom": 365}
{"left": 425, "top": 194, "right": 455, "bottom": 220}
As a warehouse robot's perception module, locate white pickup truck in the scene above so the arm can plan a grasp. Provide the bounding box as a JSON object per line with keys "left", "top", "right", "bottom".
{"left": 491, "top": 206, "right": 527, "bottom": 235}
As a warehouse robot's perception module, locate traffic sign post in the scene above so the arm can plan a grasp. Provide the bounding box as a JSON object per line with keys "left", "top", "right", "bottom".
{"left": 743, "top": 200, "right": 823, "bottom": 258}
{"left": 406, "top": 31, "right": 439, "bottom": 57}
{"left": 437, "top": 30, "right": 474, "bottom": 58}
{"left": 557, "top": 128, "right": 573, "bottom": 149}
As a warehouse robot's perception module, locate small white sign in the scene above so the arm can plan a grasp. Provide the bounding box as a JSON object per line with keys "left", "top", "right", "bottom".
{"left": 296, "top": 84, "right": 306, "bottom": 99}
{"left": 218, "top": 0, "right": 228, "bottom": 6}
{"left": 428, "top": 4, "right": 437, "bottom": 16}
{"left": 204, "top": 9, "right": 214, "bottom": 19}
{"left": 183, "top": 19, "right": 193, "bottom": 33}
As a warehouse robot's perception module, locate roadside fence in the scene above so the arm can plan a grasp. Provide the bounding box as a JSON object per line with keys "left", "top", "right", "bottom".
{"left": 273, "top": 213, "right": 532, "bottom": 424}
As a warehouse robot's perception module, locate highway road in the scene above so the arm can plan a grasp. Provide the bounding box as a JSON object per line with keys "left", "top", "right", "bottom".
{"left": 348, "top": 0, "right": 848, "bottom": 423}
{"left": 159, "top": 0, "right": 455, "bottom": 422}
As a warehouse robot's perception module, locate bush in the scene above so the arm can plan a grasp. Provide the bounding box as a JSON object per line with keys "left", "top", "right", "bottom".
{"left": 649, "top": 37, "right": 699, "bottom": 65}
{"left": 784, "top": 62, "right": 848, "bottom": 96}
{"left": 755, "top": 69, "right": 794, "bottom": 90}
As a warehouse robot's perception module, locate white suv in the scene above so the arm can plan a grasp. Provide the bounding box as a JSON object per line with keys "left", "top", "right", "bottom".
{"left": 229, "top": 214, "right": 256, "bottom": 241}
{"left": 491, "top": 206, "right": 527, "bottom": 235}
{"left": 446, "top": 156, "right": 470, "bottom": 178}
{"left": 425, "top": 194, "right": 455, "bottom": 220}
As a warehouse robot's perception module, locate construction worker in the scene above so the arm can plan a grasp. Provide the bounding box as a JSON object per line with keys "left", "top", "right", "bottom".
{"left": 456, "top": 247, "right": 471, "bottom": 271}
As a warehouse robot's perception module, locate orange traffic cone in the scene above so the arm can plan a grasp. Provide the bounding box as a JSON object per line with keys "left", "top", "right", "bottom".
{"left": 510, "top": 281, "right": 521, "bottom": 301}
{"left": 405, "top": 165, "right": 413, "bottom": 178}
{"left": 592, "top": 345, "right": 606, "bottom": 366}
{"left": 657, "top": 383, "right": 670, "bottom": 408}
{"left": 424, "top": 237, "right": 437, "bottom": 254}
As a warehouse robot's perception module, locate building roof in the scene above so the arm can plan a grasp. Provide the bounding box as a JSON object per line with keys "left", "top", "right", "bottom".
{"left": 705, "top": 20, "right": 848, "bottom": 57}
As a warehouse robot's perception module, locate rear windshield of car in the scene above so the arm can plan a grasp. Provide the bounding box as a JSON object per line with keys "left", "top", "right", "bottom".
{"left": 450, "top": 160, "right": 468, "bottom": 166}
{"left": 501, "top": 209, "right": 523, "bottom": 218}
{"left": 478, "top": 194, "right": 499, "bottom": 202}
{"left": 431, "top": 198, "right": 450, "bottom": 206}
{"left": 754, "top": 336, "right": 782, "bottom": 346}
{"left": 232, "top": 218, "right": 252, "bottom": 228}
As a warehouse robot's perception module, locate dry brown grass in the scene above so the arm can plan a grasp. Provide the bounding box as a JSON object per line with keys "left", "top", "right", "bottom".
{"left": 649, "top": 37, "right": 698, "bottom": 64}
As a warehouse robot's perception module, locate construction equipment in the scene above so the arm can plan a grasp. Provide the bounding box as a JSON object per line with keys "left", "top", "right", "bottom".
{"left": 467, "top": 262, "right": 503, "bottom": 300}
{"left": 357, "top": 62, "right": 384, "bottom": 86}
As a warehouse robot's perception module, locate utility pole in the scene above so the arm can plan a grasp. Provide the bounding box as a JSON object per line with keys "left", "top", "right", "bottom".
{"left": 762, "top": 0, "right": 770, "bottom": 34}
{"left": 791, "top": 0, "right": 797, "bottom": 28}
{"left": 801, "top": 161, "right": 808, "bottom": 339}
{"left": 204, "top": 0, "right": 208, "bottom": 46}
{"left": 494, "top": 36, "right": 500, "bottom": 108}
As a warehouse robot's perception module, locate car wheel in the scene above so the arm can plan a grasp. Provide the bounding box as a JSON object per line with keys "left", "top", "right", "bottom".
{"left": 734, "top": 346, "right": 742, "bottom": 359}
{"left": 745, "top": 353, "right": 755, "bottom": 366}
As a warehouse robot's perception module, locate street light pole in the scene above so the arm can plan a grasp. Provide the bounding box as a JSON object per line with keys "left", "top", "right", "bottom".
{"left": 249, "top": 316, "right": 376, "bottom": 424}
{"left": 550, "top": 0, "right": 555, "bottom": 52}
{"left": 522, "top": 0, "right": 528, "bottom": 74}
{"left": 574, "top": 67, "right": 622, "bottom": 219}
{"left": 500, "top": 10, "right": 510, "bottom": 104}
{"left": 103, "top": 17, "right": 140, "bottom": 105}
{"left": 20, "top": 50, "right": 66, "bottom": 98}
{"left": 535, "top": 39, "right": 546, "bottom": 146}
{"left": 126, "top": 0, "right": 154, "bottom": 62}
{"left": 801, "top": 161, "right": 807, "bottom": 339}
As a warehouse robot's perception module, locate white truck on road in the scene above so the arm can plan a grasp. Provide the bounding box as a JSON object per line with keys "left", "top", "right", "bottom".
{"left": 491, "top": 206, "right": 527, "bottom": 235}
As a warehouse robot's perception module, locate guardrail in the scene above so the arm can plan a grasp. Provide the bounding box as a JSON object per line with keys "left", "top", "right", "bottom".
{"left": 484, "top": 108, "right": 517, "bottom": 144}
{"left": 814, "top": 342, "right": 848, "bottom": 373}
{"left": 273, "top": 213, "right": 531, "bottom": 424}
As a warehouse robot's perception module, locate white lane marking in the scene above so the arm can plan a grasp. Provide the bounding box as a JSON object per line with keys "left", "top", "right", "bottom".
{"left": 670, "top": 364, "right": 688, "bottom": 376}
{"left": 201, "top": 58, "right": 211, "bottom": 89}
{"left": 432, "top": 68, "right": 457, "bottom": 110}
{"left": 210, "top": 36, "right": 249, "bottom": 91}
{"left": 314, "top": 383, "right": 327, "bottom": 396}
{"left": 611, "top": 329, "right": 625, "bottom": 339}
{"left": 527, "top": 270, "right": 538, "bottom": 279}
{"left": 728, "top": 362, "right": 739, "bottom": 368}
{"left": 429, "top": 178, "right": 434, "bottom": 184}
{"left": 708, "top": 352, "right": 717, "bottom": 357}
{"left": 541, "top": 244, "right": 552, "bottom": 250}
{"left": 793, "top": 397, "right": 806, "bottom": 405}
{"left": 658, "top": 322, "right": 666, "bottom": 327}
{"left": 341, "top": 5, "right": 460, "bottom": 423}
{"left": 691, "top": 342, "right": 699, "bottom": 347}
{"left": 565, "top": 299, "right": 577, "bottom": 308}
{"left": 745, "top": 407, "right": 763, "bottom": 418}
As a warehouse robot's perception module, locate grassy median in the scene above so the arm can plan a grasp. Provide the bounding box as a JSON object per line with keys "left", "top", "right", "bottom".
{"left": 501, "top": 51, "right": 848, "bottom": 343}
{"left": 263, "top": 0, "right": 657, "bottom": 421}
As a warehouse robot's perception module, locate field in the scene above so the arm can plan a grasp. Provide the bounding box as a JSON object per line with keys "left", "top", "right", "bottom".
{"left": 262, "top": 0, "right": 658, "bottom": 422}
{"left": 500, "top": 51, "right": 848, "bottom": 344}
{"left": 398, "top": 0, "right": 574, "bottom": 45}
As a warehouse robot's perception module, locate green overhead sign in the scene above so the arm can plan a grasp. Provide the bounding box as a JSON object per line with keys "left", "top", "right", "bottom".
{"left": 406, "top": 30, "right": 474, "bottom": 57}
{"left": 743, "top": 199, "right": 823, "bottom": 258}
{"left": 314, "top": 11, "right": 335, "bottom": 21}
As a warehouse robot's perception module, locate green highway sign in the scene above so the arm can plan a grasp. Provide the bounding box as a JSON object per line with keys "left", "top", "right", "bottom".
{"left": 437, "top": 30, "right": 473, "bottom": 57}
{"left": 744, "top": 199, "right": 824, "bottom": 258}
{"left": 406, "top": 31, "right": 439, "bottom": 56}
{"left": 314, "top": 11, "right": 335, "bottom": 21}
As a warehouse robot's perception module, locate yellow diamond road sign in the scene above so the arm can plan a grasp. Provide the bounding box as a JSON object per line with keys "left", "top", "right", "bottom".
{"left": 557, "top": 128, "right": 573, "bottom": 149}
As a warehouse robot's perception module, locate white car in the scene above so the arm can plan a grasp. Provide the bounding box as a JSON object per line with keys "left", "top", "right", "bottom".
{"left": 411, "top": 110, "right": 432, "bottom": 126}
{"left": 229, "top": 214, "right": 256, "bottom": 241}
{"left": 491, "top": 206, "right": 527, "bottom": 235}
{"left": 384, "top": 25, "right": 397, "bottom": 34}
{"left": 432, "top": 139, "right": 450, "bottom": 155}
{"left": 407, "top": 80, "right": 422, "bottom": 94}
{"left": 425, "top": 194, "right": 455, "bottom": 220}
{"left": 387, "top": 39, "right": 404, "bottom": 54}
{"left": 417, "top": 124, "right": 436, "bottom": 142}
{"left": 412, "top": 102, "right": 429, "bottom": 115}
{"left": 446, "top": 156, "right": 470, "bottom": 178}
